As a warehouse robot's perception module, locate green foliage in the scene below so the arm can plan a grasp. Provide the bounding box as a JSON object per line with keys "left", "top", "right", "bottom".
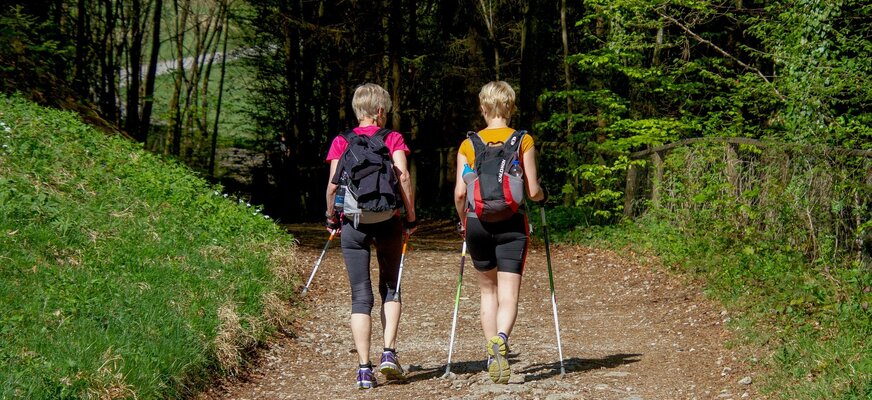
{"left": 538, "top": 3, "right": 872, "bottom": 397}
{"left": 0, "top": 6, "right": 75, "bottom": 90}
{"left": 0, "top": 95, "right": 298, "bottom": 398}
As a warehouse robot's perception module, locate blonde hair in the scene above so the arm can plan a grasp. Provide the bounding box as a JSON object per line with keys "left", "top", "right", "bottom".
{"left": 478, "top": 81, "right": 516, "bottom": 120}
{"left": 352, "top": 83, "right": 392, "bottom": 122}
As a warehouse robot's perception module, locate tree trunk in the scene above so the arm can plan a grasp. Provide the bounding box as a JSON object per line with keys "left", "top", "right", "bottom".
{"left": 594, "top": 15, "right": 606, "bottom": 142}
{"left": 477, "top": 0, "right": 500, "bottom": 79}
{"left": 140, "top": 0, "right": 163, "bottom": 144}
{"left": 560, "top": 0, "right": 572, "bottom": 137}
{"left": 280, "top": 0, "right": 303, "bottom": 215}
{"left": 169, "top": 0, "right": 190, "bottom": 156}
{"left": 199, "top": 4, "right": 227, "bottom": 158}
{"left": 100, "top": 0, "right": 119, "bottom": 123}
{"left": 389, "top": 0, "right": 402, "bottom": 130}
{"left": 125, "top": 0, "right": 143, "bottom": 137}
{"left": 210, "top": 6, "right": 230, "bottom": 177}
{"left": 519, "top": 0, "right": 531, "bottom": 127}
{"left": 73, "top": 0, "right": 89, "bottom": 95}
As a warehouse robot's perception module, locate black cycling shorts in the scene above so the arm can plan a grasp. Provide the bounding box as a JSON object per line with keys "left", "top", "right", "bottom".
{"left": 465, "top": 212, "right": 529, "bottom": 274}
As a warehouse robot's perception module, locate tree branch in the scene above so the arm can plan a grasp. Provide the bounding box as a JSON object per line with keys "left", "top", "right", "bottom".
{"left": 657, "top": 11, "right": 785, "bottom": 101}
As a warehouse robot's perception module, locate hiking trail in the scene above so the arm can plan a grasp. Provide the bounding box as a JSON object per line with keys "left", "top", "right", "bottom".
{"left": 198, "top": 221, "right": 762, "bottom": 400}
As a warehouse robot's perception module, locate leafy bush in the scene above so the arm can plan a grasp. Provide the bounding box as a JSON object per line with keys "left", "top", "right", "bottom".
{"left": 0, "top": 94, "right": 298, "bottom": 398}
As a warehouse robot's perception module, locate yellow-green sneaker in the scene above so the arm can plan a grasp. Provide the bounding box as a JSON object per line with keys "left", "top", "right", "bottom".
{"left": 486, "top": 335, "right": 510, "bottom": 384}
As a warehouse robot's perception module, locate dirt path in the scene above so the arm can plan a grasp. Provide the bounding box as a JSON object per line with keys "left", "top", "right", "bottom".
{"left": 199, "top": 221, "right": 762, "bottom": 400}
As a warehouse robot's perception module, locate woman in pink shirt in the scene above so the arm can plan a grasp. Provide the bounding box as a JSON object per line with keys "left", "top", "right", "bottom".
{"left": 324, "top": 83, "right": 416, "bottom": 389}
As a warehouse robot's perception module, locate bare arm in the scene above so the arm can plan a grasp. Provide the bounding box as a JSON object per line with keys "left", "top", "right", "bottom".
{"left": 392, "top": 150, "right": 416, "bottom": 224}
{"left": 325, "top": 160, "right": 339, "bottom": 216}
{"left": 454, "top": 151, "right": 470, "bottom": 223}
{"left": 523, "top": 146, "right": 545, "bottom": 202}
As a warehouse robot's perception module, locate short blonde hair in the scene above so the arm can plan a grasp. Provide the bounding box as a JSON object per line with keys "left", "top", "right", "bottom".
{"left": 478, "top": 81, "right": 516, "bottom": 120}
{"left": 352, "top": 83, "right": 392, "bottom": 122}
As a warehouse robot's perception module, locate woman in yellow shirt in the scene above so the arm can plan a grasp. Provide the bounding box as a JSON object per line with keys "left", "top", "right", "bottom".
{"left": 453, "top": 81, "right": 546, "bottom": 384}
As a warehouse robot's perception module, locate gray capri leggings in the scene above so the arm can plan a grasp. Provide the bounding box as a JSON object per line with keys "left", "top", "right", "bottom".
{"left": 341, "top": 215, "right": 404, "bottom": 314}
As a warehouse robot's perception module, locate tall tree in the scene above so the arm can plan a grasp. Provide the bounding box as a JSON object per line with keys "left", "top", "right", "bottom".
{"left": 476, "top": 0, "right": 501, "bottom": 79}
{"left": 123, "top": 0, "right": 144, "bottom": 136}
{"left": 140, "top": 0, "right": 163, "bottom": 143}
{"left": 168, "top": 0, "right": 190, "bottom": 155}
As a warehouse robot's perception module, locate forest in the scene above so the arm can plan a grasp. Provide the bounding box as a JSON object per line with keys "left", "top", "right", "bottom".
{"left": 2, "top": 0, "right": 869, "bottom": 258}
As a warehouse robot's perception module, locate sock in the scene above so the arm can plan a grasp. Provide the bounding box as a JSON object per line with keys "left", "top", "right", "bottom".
{"left": 383, "top": 347, "right": 396, "bottom": 354}
{"left": 359, "top": 363, "right": 372, "bottom": 370}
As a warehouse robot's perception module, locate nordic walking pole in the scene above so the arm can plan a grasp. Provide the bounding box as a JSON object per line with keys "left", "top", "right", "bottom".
{"left": 441, "top": 240, "right": 467, "bottom": 378}
{"left": 301, "top": 229, "right": 336, "bottom": 296}
{"left": 539, "top": 206, "right": 566, "bottom": 376}
{"left": 392, "top": 233, "right": 410, "bottom": 302}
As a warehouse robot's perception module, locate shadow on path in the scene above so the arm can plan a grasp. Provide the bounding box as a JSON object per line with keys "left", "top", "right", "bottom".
{"left": 519, "top": 354, "right": 642, "bottom": 382}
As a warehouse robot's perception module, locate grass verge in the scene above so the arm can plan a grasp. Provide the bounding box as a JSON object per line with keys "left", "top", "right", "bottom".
{"left": 0, "top": 94, "right": 298, "bottom": 398}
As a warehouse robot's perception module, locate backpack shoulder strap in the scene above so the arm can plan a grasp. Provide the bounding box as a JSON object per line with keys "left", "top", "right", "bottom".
{"left": 373, "top": 128, "right": 393, "bottom": 141}
{"left": 331, "top": 130, "right": 356, "bottom": 184}
{"left": 370, "top": 128, "right": 392, "bottom": 150}
{"left": 466, "top": 131, "right": 488, "bottom": 170}
{"left": 340, "top": 129, "right": 357, "bottom": 142}
{"left": 467, "top": 131, "right": 488, "bottom": 154}
{"left": 505, "top": 130, "right": 526, "bottom": 153}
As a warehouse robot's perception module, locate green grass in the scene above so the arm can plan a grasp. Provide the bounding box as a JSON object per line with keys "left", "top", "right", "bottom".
{"left": 0, "top": 94, "right": 298, "bottom": 398}
{"left": 562, "top": 216, "right": 871, "bottom": 399}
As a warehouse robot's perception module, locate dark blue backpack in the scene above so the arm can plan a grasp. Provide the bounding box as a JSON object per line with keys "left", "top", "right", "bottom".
{"left": 331, "top": 128, "right": 400, "bottom": 215}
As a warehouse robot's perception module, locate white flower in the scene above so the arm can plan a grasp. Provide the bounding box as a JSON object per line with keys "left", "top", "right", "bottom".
{"left": 3, "top": 127, "right": 8, "bottom": 133}
{"left": 213, "top": 191, "right": 219, "bottom": 196}
{"left": 246, "top": 203, "right": 251, "bottom": 207}
{"left": 223, "top": 193, "right": 228, "bottom": 198}
{"left": 263, "top": 215, "right": 271, "bottom": 220}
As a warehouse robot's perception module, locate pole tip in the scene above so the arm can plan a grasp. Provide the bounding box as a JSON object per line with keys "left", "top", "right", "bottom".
{"left": 560, "top": 366, "right": 566, "bottom": 377}
{"left": 441, "top": 370, "right": 456, "bottom": 380}
{"left": 300, "top": 287, "right": 308, "bottom": 296}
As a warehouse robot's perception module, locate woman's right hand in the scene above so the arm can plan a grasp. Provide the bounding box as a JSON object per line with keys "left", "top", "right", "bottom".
{"left": 326, "top": 211, "right": 341, "bottom": 232}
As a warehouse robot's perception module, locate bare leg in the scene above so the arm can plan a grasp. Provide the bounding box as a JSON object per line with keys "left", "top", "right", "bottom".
{"left": 351, "top": 313, "right": 371, "bottom": 365}
{"left": 477, "top": 268, "right": 499, "bottom": 340}
{"left": 496, "top": 271, "right": 522, "bottom": 337}
{"left": 381, "top": 300, "right": 401, "bottom": 349}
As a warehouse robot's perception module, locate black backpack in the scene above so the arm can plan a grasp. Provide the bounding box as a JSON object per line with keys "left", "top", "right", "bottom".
{"left": 465, "top": 130, "right": 526, "bottom": 222}
{"left": 331, "top": 128, "right": 400, "bottom": 215}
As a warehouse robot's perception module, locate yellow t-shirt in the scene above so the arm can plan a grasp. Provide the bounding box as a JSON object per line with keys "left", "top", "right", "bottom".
{"left": 458, "top": 127, "right": 535, "bottom": 167}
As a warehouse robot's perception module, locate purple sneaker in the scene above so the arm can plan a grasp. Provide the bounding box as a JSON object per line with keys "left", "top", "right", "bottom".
{"left": 357, "top": 367, "right": 377, "bottom": 389}
{"left": 379, "top": 351, "right": 405, "bottom": 381}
